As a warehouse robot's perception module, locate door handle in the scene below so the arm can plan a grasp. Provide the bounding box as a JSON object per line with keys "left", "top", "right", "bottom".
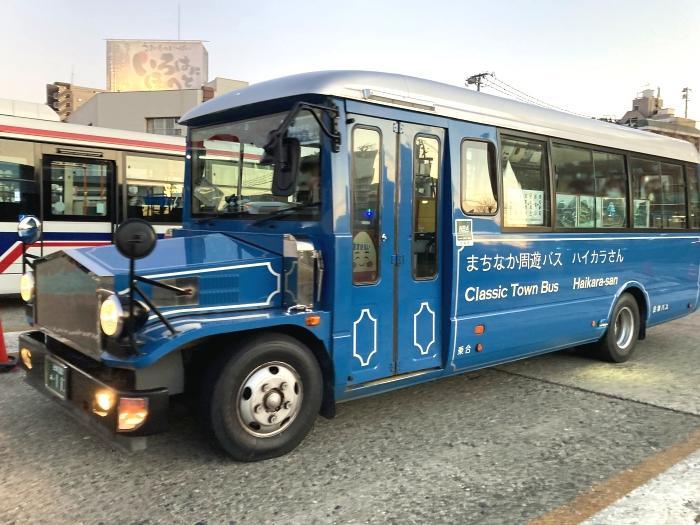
{"left": 381, "top": 233, "right": 388, "bottom": 242}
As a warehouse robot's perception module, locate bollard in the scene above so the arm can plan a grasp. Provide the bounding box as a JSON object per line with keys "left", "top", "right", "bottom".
{"left": 0, "top": 319, "right": 17, "bottom": 373}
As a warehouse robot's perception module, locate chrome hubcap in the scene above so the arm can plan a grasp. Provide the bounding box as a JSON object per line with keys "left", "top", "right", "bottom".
{"left": 237, "top": 361, "right": 302, "bottom": 437}
{"left": 614, "top": 306, "right": 634, "bottom": 351}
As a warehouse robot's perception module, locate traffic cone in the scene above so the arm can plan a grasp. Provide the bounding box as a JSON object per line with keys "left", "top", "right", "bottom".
{"left": 0, "top": 319, "right": 17, "bottom": 373}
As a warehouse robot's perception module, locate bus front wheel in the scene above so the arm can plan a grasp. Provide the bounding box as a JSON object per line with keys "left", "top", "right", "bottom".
{"left": 597, "top": 293, "right": 640, "bottom": 363}
{"left": 202, "top": 333, "right": 322, "bottom": 461}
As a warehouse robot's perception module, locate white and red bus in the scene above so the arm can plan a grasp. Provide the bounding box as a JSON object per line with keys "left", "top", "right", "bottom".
{"left": 0, "top": 111, "right": 185, "bottom": 295}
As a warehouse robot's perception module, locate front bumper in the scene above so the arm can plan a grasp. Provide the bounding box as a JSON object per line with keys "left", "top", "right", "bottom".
{"left": 18, "top": 331, "right": 169, "bottom": 451}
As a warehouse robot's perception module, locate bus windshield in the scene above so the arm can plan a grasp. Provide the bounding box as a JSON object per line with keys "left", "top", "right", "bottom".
{"left": 190, "top": 110, "right": 321, "bottom": 219}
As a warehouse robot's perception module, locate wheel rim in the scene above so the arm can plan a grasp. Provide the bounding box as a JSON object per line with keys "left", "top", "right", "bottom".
{"left": 236, "top": 361, "right": 303, "bottom": 438}
{"left": 614, "top": 306, "right": 635, "bottom": 351}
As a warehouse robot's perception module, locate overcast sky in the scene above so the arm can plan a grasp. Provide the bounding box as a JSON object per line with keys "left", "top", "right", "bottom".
{"left": 2, "top": 0, "right": 699, "bottom": 120}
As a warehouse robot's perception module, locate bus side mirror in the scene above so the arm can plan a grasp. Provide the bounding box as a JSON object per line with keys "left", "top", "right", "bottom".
{"left": 17, "top": 215, "right": 42, "bottom": 245}
{"left": 268, "top": 136, "right": 301, "bottom": 197}
{"left": 114, "top": 219, "right": 157, "bottom": 260}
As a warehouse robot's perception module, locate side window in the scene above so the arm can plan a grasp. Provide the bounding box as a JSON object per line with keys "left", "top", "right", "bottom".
{"left": 45, "top": 156, "right": 113, "bottom": 219}
{"left": 413, "top": 135, "right": 440, "bottom": 279}
{"left": 461, "top": 141, "right": 497, "bottom": 215}
{"left": 631, "top": 157, "right": 686, "bottom": 228}
{"left": 593, "top": 151, "right": 628, "bottom": 228}
{"left": 126, "top": 155, "right": 184, "bottom": 222}
{"left": 501, "top": 136, "right": 550, "bottom": 227}
{"left": 660, "top": 162, "right": 686, "bottom": 228}
{"left": 0, "top": 139, "right": 38, "bottom": 221}
{"left": 688, "top": 165, "right": 700, "bottom": 229}
{"left": 553, "top": 144, "right": 594, "bottom": 228}
{"left": 351, "top": 127, "right": 381, "bottom": 285}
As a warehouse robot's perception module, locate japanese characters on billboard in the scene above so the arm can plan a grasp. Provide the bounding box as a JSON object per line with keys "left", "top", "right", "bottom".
{"left": 107, "top": 40, "right": 208, "bottom": 91}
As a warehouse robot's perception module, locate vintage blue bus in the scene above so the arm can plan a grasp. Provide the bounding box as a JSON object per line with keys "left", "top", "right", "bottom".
{"left": 17, "top": 71, "right": 700, "bottom": 461}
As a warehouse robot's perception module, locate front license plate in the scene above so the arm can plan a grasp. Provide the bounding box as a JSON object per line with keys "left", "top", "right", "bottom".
{"left": 44, "top": 357, "right": 69, "bottom": 400}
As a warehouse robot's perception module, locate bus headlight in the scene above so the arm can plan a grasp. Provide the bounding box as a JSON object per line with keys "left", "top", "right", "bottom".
{"left": 100, "top": 294, "right": 124, "bottom": 337}
{"left": 19, "top": 272, "right": 35, "bottom": 302}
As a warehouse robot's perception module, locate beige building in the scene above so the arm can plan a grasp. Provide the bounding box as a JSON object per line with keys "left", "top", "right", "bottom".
{"left": 66, "top": 77, "right": 248, "bottom": 136}
{"left": 46, "top": 82, "right": 105, "bottom": 121}
{"left": 619, "top": 89, "right": 700, "bottom": 151}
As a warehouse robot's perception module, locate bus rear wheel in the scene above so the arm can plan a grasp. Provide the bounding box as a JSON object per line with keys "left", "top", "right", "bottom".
{"left": 596, "top": 293, "right": 640, "bottom": 363}
{"left": 202, "top": 334, "right": 322, "bottom": 461}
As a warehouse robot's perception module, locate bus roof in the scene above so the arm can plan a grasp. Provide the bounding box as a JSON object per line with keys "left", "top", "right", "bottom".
{"left": 181, "top": 70, "right": 699, "bottom": 164}
{"left": 0, "top": 114, "right": 185, "bottom": 156}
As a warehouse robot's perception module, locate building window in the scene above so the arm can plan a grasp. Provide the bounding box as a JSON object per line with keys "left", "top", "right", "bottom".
{"left": 146, "top": 117, "right": 183, "bottom": 136}
{"left": 501, "top": 136, "right": 550, "bottom": 227}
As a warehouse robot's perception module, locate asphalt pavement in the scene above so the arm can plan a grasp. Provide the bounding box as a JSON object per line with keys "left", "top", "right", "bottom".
{"left": 0, "top": 304, "right": 698, "bottom": 525}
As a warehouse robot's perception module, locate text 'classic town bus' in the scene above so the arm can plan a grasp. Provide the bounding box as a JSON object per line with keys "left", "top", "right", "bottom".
{"left": 16, "top": 71, "right": 700, "bottom": 461}
{"left": 0, "top": 111, "right": 185, "bottom": 295}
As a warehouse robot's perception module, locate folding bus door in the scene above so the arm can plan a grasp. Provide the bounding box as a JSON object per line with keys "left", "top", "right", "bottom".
{"left": 40, "top": 146, "right": 117, "bottom": 258}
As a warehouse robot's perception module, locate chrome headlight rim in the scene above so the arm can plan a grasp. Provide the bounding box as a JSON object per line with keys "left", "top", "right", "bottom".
{"left": 100, "top": 294, "right": 125, "bottom": 338}
{"left": 19, "top": 272, "right": 35, "bottom": 302}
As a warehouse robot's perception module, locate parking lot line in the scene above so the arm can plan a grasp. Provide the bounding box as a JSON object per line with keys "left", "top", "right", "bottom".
{"left": 529, "top": 428, "right": 700, "bottom": 525}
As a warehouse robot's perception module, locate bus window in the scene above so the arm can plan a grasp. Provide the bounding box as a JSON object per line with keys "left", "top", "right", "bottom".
{"left": 688, "top": 165, "right": 700, "bottom": 229}
{"left": 351, "top": 127, "right": 381, "bottom": 285}
{"left": 413, "top": 135, "right": 440, "bottom": 279}
{"left": 461, "top": 140, "right": 496, "bottom": 215}
{"left": 126, "top": 155, "right": 184, "bottom": 222}
{"left": 593, "top": 151, "right": 627, "bottom": 228}
{"left": 45, "top": 157, "right": 113, "bottom": 219}
{"left": 553, "top": 144, "right": 594, "bottom": 228}
{"left": 501, "top": 136, "right": 550, "bottom": 228}
{"left": 0, "top": 139, "right": 38, "bottom": 221}
{"left": 631, "top": 158, "right": 686, "bottom": 229}
{"left": 660, "top": 162, "right": 686, "bottom": 228}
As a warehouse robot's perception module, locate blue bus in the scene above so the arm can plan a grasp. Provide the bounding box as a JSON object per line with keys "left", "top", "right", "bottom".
{"left": 17, "top": 71, "right": 700, "bottom": 461}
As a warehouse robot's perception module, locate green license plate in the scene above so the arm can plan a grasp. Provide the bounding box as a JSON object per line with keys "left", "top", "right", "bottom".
{"left": 44, "top": 357, "right": 68, "bottom": 400}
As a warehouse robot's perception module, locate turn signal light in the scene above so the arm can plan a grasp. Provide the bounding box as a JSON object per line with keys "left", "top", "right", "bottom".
{"left": 117, "top": 397, "right": 149, "bottom": 432}
{"left": 305, "top": 315, "right": 321, "bottom": 327}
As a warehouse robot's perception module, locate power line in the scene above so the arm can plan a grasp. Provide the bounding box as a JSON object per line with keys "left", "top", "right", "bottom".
{"left": 468, "top": 71, "right": 593, "bottom": 119}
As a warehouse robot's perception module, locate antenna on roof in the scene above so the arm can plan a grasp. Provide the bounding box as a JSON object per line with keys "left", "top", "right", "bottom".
{"left": 177, "top": 3, "right": 181, "bottom": 39}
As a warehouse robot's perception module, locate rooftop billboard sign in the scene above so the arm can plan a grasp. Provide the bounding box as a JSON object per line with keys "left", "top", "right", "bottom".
{"left": 107, "top": 40, "right": 208, "bottom": 92}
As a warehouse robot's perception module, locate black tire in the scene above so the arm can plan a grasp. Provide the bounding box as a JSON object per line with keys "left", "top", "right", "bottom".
{"left": 201, "top": 333, "right": 322, "bottom": 461}
{"left": 596, "top": 293, "right": 641, "bottom": 363}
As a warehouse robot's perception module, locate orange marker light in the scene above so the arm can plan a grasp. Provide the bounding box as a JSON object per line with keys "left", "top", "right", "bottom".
{"left": 474, "top": 325, "right": 485, "bottom": 335}
{"left": 305, "top": 315, "right": 321, "bottom": 327}
{"left": 117, "top": 397, "right": 149, "bottom": 432}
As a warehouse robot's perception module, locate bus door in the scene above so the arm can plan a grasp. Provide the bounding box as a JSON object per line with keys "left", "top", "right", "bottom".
{"left": 40, "top": 146, "right": 117, "bottom": 258}
{"left": 347, "top": 115, "right": 444, "bottom": 385}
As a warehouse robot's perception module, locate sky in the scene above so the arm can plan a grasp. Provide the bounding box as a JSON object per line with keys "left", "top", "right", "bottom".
{"left": 1, "top": 0, "right": 699, "bottom": 121}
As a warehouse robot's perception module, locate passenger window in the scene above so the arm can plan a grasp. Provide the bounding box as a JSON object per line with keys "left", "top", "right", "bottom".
{"left": 553, "top": 144, "right": 594, "bottom": 228}
{"left": 631, "top": 157, "right": 686, "bottom": 228}
{"left": 660, "top": 162, "right": 686, "bottom": 228}
{"left": 593, "top": 151, "right": 628, "bottom": 228}
{"left": 688, "top": 165, "right": 700, "bottom": 229}
{"left": 45, "top": 157, "right": 113, "bottom": 219}
{"left": 552, "top": 144, "right": 628, "bottom": 229}
{"left": 501, "top": 136, "right": 550, "bottom": 227}
{"left": 413, "top": 136, "right": 440, "bottom": 279}
{"left": 0, "top": 139, "right": 38, "bottom": 221}
{"left": 461, "top": 141, "right": 497, "bottom": 215}
{"left": 351, "top": 127, "right": 381, "bottom": 285}
{"left": 126, "top": 155, "right": 184, "bottom": 222}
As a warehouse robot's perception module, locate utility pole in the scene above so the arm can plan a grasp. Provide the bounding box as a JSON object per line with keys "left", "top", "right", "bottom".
{"left": 466, "top": 72, "right": 492, "bottom": 92}
{"left": 682, "top": 87, "right": 691, "bottom": 118}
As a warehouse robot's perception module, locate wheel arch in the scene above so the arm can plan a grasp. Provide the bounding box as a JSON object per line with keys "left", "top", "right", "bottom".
{"left": 181, "top": 325, "right": 336, "bottom": 418}
{"left": 613, "top": 282, "right": 649, "bottom": 340}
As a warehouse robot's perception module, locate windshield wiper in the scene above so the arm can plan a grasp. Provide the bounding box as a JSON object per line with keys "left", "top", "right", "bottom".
{"left": 250, "top": 202, "right": 320, "bottom": 226}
